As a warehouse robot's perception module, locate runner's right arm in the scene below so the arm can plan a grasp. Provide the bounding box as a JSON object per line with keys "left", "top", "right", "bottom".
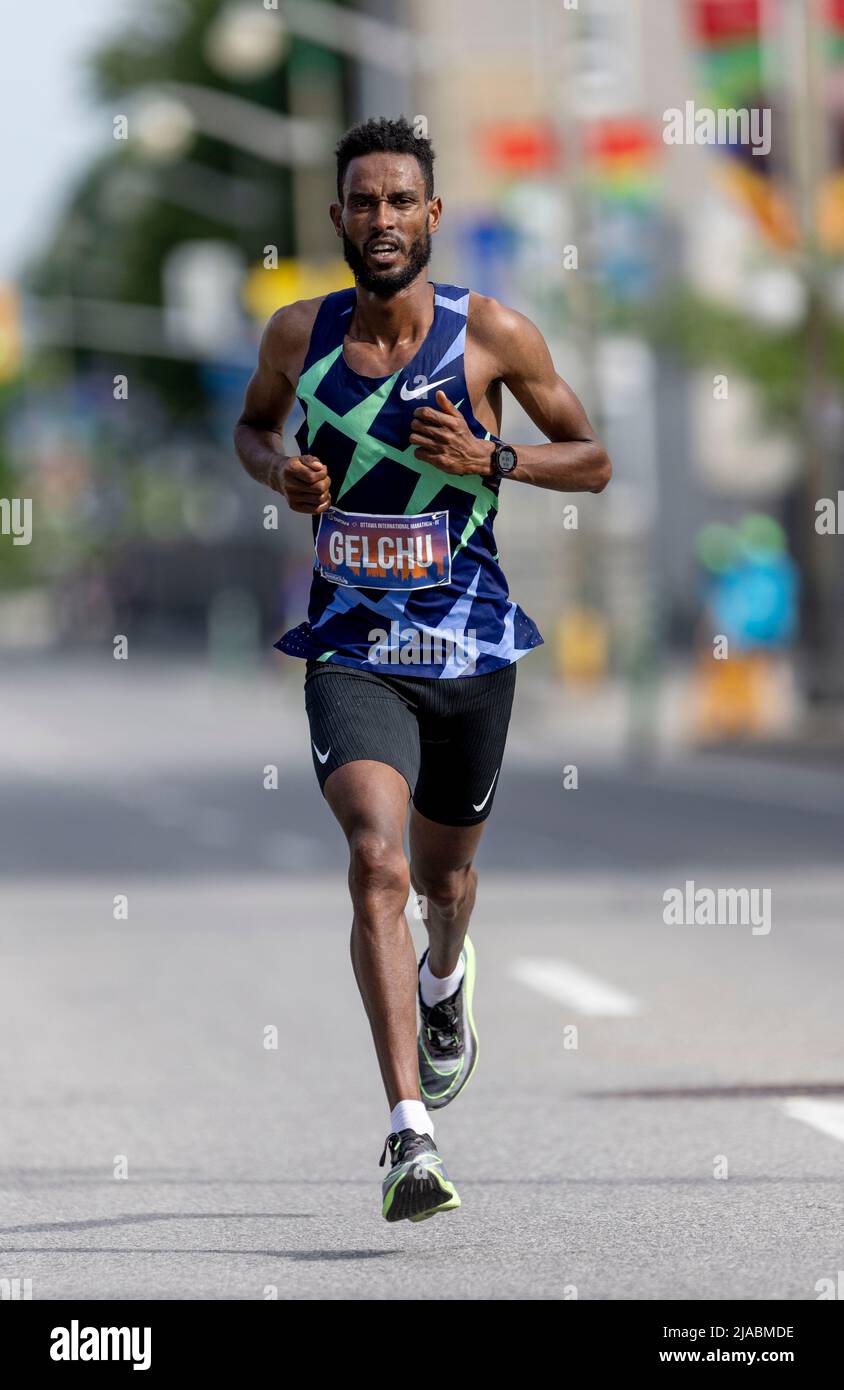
{"left": 234, "top": 305, "right": 331, "bottom": 514}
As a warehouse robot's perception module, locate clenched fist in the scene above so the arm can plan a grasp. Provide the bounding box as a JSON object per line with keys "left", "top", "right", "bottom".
{"left": 280, "top": 455, "right": 331, "bottom": 514}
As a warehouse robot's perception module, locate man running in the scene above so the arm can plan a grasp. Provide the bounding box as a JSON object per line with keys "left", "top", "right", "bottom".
{"left": 234, "top": 116, "right": 610, "bottom": 1224}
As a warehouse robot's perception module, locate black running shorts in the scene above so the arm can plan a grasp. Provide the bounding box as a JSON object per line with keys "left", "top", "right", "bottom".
{"left": 303, "top": 659, "right": 517, "bottom": 827}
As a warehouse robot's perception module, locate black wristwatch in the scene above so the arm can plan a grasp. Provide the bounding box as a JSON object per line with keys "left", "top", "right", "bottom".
{"left": 490, "top": 443, "right": 518, "bottom": 479}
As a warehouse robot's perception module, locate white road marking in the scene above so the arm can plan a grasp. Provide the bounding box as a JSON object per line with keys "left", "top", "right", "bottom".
{"left": 510, "top": 956, "right": 640, "bottom": 1017}
{"left": 782, "top": 1098, "right": 844, "bottom": 1144}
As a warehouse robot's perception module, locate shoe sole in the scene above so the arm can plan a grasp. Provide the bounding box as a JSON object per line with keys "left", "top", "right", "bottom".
{"left": 407, "top": 1197, "right": 459, "bottom": 1223}
{"left": 381, "top": 1161, "right": 461, "bottom": 1223}
{"left": 419, "top": 935, "right": 479, "bottom": 1111}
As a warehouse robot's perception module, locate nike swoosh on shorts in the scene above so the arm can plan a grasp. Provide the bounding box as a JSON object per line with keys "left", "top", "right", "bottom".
{"left": 313, "top": 742, "right": 331, "bottom": 765}
{"left": 472, "top": 769, "right": 499, "bottom": 813}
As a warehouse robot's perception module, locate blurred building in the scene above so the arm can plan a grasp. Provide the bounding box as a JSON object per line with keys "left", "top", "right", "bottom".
{"left": 1, "top": 0, "right": 842, "bottom": 723}
{"left": 407, "top": 0, "right": 844, "bottom": 699}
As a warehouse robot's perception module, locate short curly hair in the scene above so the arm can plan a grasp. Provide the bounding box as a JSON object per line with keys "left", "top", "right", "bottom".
{"left": 335, "top": 116, "right": 436, "bottom": 203}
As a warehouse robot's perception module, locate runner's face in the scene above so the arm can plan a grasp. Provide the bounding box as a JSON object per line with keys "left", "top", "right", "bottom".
{"left": 337, "top": 153, "right": 434, "bottom": 296}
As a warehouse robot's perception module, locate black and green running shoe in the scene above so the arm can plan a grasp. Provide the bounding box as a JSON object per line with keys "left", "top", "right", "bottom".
{"left": 417, "top": 936, "right": 478, "bottom": 1110}
{"left": 379, "top": 1129, "right": 461, "bottom": 1223}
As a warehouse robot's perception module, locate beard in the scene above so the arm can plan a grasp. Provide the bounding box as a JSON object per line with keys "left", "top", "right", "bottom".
{"left": 341, "top": 226, "right": 432, "bottom": 297}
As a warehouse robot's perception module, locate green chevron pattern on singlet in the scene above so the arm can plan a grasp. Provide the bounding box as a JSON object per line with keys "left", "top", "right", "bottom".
{"left": 295, "top": 345, "right": 498, "bottom": 557}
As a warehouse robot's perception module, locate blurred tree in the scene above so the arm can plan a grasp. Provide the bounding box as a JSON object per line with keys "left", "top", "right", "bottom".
{"left": 23, "top": 0, "right": 349, "bottom": 420}
{"left": 599, "top": 285, "right": 844, "bottom": 434}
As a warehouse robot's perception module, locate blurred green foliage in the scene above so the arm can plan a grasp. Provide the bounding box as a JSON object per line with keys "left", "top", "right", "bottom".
{"left": 615, "top": 285, "right": 844, "bottom": 431}
{"left": 23, "top": 0, "right": 349, "bottom": 418}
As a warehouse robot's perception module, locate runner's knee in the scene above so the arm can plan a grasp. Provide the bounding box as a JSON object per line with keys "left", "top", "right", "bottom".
{"left": 349, "top": 830, "right": 410, "bottom": 906}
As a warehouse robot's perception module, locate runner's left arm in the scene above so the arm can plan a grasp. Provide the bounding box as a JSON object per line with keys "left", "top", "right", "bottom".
{"left": 491, "top": 304, "right": 611, "bottom": 492}
{"left": 409, "top": 301, "right": 610, "bottom": 493}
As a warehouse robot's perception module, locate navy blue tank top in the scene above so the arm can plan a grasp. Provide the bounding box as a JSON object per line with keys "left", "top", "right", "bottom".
{"left": 275, "top": 281, "right": 543, "bottom": 678}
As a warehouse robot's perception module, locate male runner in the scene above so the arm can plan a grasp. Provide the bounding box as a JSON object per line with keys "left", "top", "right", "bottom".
{"left": 235, "top": 116, "right": 610, "bottom": 1224}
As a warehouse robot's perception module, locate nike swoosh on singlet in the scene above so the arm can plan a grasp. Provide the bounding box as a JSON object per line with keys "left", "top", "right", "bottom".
{"left": 399, "top": 374, "right": 456, "bottom": 401}
{"left": 313, "top": 742, "right": 331, "bottom": 764}
{"left": 472, "top": 769, "right": 499, "bottom": 813}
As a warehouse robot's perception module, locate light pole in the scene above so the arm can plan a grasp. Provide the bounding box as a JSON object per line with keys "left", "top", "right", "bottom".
{"left": 785, "top": 0, "right": 842, "bottom": 704}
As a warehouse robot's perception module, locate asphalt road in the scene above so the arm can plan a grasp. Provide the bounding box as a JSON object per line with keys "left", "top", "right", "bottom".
{"left": 3, "top": 730, "right": 844, "bottom": 879}
{"left": 1, "top": 658, "right": 843, "bottom": 1299}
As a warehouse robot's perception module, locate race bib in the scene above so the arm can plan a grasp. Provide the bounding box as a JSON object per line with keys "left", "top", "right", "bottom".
{"left": 314, "top": 506, "right": 451, "bottom": 591}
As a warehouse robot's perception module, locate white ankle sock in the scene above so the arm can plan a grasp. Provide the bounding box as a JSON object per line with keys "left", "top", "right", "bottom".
{"left": 390, "top": 1099, "right": 433, "bottom": 1139}
{"left": 419, "top": 952, "right": 465, "bottom": 1008}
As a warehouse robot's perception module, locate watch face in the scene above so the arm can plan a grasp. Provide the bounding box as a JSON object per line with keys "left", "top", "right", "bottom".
{"left": 496, "top": 446, "right": 517, "bottom": 474}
